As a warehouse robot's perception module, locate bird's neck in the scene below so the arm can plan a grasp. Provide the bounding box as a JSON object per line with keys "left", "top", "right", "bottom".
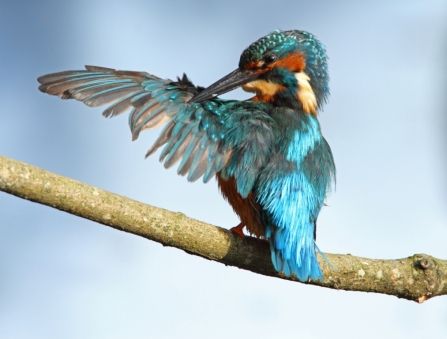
{"left": 243, "top": 72, "right": 318, "bottom": 116}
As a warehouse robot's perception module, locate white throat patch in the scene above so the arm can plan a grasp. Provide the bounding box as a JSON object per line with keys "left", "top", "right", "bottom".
{"left": 295, "top": 72, "right": 317, "bottom": 115}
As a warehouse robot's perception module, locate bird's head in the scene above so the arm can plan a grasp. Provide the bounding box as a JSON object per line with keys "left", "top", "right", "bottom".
{"left": 190, "top": 30, "right": 329, "bottom": 116}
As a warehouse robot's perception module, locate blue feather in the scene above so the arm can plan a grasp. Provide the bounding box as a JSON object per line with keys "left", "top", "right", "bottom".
{"left": 257, "top": 111, "right": 334, "bottom": 281}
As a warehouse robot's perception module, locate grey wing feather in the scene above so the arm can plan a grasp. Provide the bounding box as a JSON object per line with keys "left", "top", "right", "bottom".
{"left": 38, "top": 66, "right": 273, "bottom": 187}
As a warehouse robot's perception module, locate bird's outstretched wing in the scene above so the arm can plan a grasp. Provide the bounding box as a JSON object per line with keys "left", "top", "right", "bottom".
{"left": 38, "top": 65, "right": 275, "bottom": 197}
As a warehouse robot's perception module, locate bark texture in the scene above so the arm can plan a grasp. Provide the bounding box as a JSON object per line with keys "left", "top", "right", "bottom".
{"left": 1, "top": 154, "right": 446, "bottom": 303}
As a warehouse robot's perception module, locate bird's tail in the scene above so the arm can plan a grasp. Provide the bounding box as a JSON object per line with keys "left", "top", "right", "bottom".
{"left": 267, "top": 221, "right": 323, "bottom": 281}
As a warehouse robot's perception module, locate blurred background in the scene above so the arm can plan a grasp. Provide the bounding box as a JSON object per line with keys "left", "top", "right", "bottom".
{"left": 1, "top": 0, "right": 446, "bottom": 338}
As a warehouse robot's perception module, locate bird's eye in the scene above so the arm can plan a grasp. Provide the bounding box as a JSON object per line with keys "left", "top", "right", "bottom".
{"left": 264, "top": 54, "right": 277, "bottom": 65}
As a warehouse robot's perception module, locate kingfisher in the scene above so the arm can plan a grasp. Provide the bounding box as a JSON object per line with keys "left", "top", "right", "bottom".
{"left": 38, "top": 30, "right": 335, "bottom": 281}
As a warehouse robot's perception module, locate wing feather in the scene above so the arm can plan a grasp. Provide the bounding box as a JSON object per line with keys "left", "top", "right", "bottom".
{"left": 38, "top": 66, "right": 275, "bottom": 190}
{"left": 177, "top": 135, "right": 202, "bottom": 176}
{"left": 103, "top": 90, "right": 145, "bottom": 118}
{"left": 145, "top": 121, "right": 175, "bottom": 158}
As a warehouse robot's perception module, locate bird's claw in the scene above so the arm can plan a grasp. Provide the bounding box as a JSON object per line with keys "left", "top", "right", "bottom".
{"left": 230, "top": 222, "right": 246, "bottom": 239}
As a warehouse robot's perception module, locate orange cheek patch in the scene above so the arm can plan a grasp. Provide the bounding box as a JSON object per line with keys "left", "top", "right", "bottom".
{"left": 242, "top": 80, "right": 285, "bottom": 102}
{"left": 251, "top": 94, "right": 275, "bottom": 102}
{"left": 276, "top": 52, "right": 306, "bottom": 72}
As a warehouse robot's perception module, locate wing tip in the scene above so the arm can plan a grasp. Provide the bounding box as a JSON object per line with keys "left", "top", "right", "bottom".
{"left": 84, "top": 65, "right": 115, "bottom": 73}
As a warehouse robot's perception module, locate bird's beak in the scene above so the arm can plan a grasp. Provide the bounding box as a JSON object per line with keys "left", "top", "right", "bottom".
{"left": 189, "top": 68, "right": 259, "bottom": 103}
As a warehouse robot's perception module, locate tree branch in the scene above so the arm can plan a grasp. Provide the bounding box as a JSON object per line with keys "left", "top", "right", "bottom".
{"left": 1, "top": 154, "right": 446, "bottom": 303}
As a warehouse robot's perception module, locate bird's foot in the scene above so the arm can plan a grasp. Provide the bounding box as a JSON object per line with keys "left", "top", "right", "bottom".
{"left": 230, "top": 222, "right": 246, "bottom": 239}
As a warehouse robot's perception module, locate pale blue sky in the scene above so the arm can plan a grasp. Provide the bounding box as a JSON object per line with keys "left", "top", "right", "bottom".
{"left": 1, "top": 0, "right": 446, "bottom": 338}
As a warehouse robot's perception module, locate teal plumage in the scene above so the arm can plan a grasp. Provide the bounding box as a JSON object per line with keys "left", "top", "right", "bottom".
{"left": 38, "top": 30, "right": 335, "bottom": 281}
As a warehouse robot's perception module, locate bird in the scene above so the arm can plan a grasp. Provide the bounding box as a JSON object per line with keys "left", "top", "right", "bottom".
{"left": 38, "top": 29, "right": 335, "bottom": 282}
